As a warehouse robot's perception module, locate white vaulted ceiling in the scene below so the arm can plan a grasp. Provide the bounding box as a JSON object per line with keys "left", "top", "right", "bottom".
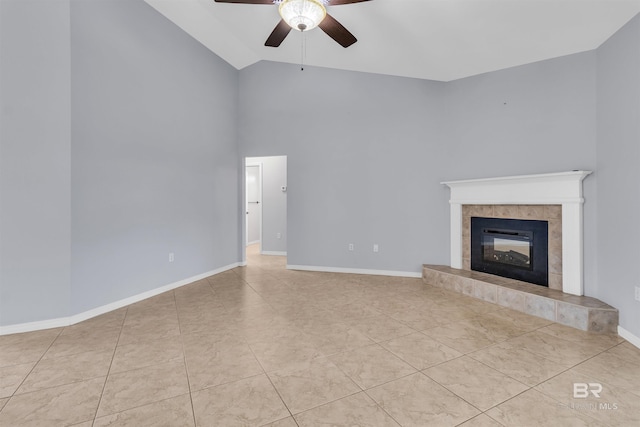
{"left": 145, "top": 0, "right": 640, "bottom": 81}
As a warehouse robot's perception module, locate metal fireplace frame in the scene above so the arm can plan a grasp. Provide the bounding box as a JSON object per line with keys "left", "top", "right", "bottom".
{"left": 471, "top": 217, "right": 548, "bottom": 286}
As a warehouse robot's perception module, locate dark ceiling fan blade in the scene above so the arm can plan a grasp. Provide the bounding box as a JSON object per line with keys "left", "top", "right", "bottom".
{"left": 328, "top": 0, "right": 372, "bottom": 5}
{"left": 214, "top": 0, "right": 274, "bottom": 4}
{"left": 265, "top": 19, "right": 292, "bottom": 47}
{"left": 318, "top": 13, "right": 357, "bottom": 47}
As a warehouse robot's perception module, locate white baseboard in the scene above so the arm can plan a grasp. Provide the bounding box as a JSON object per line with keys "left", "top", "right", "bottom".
{"left": 287, "top": 264, "right": 422, "bottom": 278}
{"left": 618, "top": 325, "right": 640, "bottom": 350}
{"left": 262, "top": 251, "right": 287, "bottom": 256}
{"left": 0, "top": 317, "right": 71, "bottom": 336}
{"left": 0, "top": 262, "right": 242, "bottom": 336}
{"left": 246, "top": 240, "right": 260, "bottom": 246}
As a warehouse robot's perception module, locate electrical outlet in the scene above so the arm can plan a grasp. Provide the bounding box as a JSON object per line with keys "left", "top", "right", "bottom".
{"left": 373, "top": 244, "right": 379, "bottom": 253}
{"left": 169, "top": 252, "right": 174, "bottom": 263}
{"left": 635, "top": 286, "right": 640, "bottom": 302}
{"left": 348, "top": 243, "right": 354, "bottom": 251}
{"left": 276, "top": 232, "right": 281, "bottom": 239}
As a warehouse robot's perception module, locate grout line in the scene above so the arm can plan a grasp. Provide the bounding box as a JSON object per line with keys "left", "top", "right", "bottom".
{"left": 263, "top": 371, "right": 297, "bottom": 423}
{"left": 4, "top": 252, "right": 633, "bottom": 425}
{"left": 417, "top": 369, "right": 487, "bottom": 417}
{"left": 173, "top": 291, "right": 198, "bottom": 427}
{"left": 91, "top": 306, "right": 128, "bottom": 426}
{"left": 287, "top": 388, "right": 363, "bottom": 418}
{"left": 238, "top": 309, "right": 299, "bottom": 423}
{"left": 1, "top": 327, "right": 65, "bottom": 410}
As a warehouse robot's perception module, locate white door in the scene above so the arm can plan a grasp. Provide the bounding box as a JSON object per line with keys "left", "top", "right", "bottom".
{"left": 246, "top": 165, "right": 262, "bottom": 246}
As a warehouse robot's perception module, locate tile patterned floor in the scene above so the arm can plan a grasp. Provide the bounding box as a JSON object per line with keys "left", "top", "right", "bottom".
{"left": 1, "top": 245, "right": 639, "bottom": 426}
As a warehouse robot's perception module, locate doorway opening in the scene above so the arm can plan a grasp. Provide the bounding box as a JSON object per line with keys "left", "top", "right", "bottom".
{"left": 244, "top": 156, "right": 287, "bottom": 265}
{"left": 245, "top": 163, "right": 262, "bottom": 249}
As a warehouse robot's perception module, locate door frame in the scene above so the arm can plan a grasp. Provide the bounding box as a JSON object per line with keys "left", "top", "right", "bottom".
{"left": 245, "top": 161, "right": 263, "bottom": 252}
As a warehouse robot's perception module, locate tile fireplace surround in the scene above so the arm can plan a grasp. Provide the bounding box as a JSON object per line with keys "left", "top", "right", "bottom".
{"left": 462, "top": 204, "right": 562, "bottom": 290}
{"left": 425, "top": 171, "right": 619, "bottom": 333}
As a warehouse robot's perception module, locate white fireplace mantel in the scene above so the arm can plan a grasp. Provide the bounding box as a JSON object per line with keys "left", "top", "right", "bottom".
{"left": 441, "top": 171, "right": 592, "bottom": 296}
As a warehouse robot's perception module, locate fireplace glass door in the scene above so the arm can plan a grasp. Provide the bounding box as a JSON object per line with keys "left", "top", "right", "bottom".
{"left": 482, "top": 229, "right": 533, "bottom": 270}
{"left": 471, "top": 217, "right": 548, "bottom": 286}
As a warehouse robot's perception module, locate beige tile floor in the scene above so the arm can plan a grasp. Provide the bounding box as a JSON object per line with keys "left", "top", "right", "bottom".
{"left": 1, "top": 245, "right": 639, "bottom": 426}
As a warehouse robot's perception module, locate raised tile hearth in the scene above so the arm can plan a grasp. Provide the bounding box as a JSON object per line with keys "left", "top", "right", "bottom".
{"left": 422, "top": 265, "right": 618, "bottom": 333}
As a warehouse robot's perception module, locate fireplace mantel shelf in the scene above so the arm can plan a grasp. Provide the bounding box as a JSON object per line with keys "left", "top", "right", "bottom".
{"left": 441, "top": 171, "right": 592, "bottom": 205}
{"left": 442, "top": 170, "right": 591, "bottom": 185}
{"left": 442, "top": 171, "right": 592, "bottom": 296}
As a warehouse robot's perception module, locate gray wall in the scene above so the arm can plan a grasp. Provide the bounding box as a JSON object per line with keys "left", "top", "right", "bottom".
{"left": 445, "top": 51, "right": 599, "bottom": 295}
{"left": 238, "top": 54, "right": 597, "bottom": 277}
{"left": 1, "top": 0, "right": 638, "bottom": 339}
{"left": 1, "top": 0, "right": 241, "bottom": 327}
{"left": 0, "top": 0, "right": 72, "bottom": 325}
{"left": 247, "top": 156, "right": 287, "bottom": 254}
{"left": 70, "top": 0, "right": 240, "bottom": 313}
{"left": 596, "top": 13, "right": 640, "bottom": 337}
{"left": 239, "top": 63, "right": 449, "bottom": 273}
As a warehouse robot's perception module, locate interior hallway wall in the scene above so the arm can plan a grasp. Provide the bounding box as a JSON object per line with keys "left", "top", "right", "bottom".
{"left": 239, "top": 63, "right": 450, "bottom": 274}
{"left": 1, "top": 0, "right": 242, "bottom": 329}
{"left": 596, "top": 13, "right": 640, "bottom": 338}
{"left": 70, "top": 0, "right": 240, "bottom": 314}
{"left": 0, "top": 0, "right": 72, "bottom": 326}
{"left": 444, "top": 51, "right": 598, "bottom": 295}
{"left": 238, "top": 53, "right": 597, "bottom": 277}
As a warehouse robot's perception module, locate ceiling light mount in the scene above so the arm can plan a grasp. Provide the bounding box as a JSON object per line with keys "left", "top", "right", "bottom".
{"left": 214, "top": 0, "right": 364, "bottom": 48}
{"left": 278, "top": 0, "right": 328, "bottom": 32}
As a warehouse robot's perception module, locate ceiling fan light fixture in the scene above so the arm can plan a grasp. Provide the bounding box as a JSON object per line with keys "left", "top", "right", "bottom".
{"left": 278, "top": 0, "right": 327, "bottom": 32}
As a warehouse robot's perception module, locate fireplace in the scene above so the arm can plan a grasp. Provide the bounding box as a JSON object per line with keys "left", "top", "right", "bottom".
{"left": 471, "top": 217, "right": 548, "bottom": 286}
{"left": 441, "top": 171, "right": 592, "bottom": 295}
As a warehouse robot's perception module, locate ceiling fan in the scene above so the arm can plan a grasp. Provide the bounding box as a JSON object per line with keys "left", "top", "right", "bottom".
{"left": 214, "top": 0, "right": 371, "bottom": 48}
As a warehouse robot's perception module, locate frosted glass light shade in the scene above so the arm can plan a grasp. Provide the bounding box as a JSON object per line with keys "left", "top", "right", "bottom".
{"left": 279, "top": 0, "right": 327, "bottom": 32}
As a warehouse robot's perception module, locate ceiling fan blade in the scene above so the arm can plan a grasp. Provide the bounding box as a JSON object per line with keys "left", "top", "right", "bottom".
{"left": 319, "top": 13, "right": 357, "bottom": 48}
{"left": 265, "top": 19, "right": 292, "bottom": 47}
{"left": 328, "top": 0, "right": 372, "bottom": 5}
{"left": 214, "top": 0, "right": 274, "bottom": 4}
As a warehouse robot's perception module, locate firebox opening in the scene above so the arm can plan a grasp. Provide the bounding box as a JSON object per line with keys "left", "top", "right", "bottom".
{"left": 471, "top": 217, "right": 548, "bottom": 286}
